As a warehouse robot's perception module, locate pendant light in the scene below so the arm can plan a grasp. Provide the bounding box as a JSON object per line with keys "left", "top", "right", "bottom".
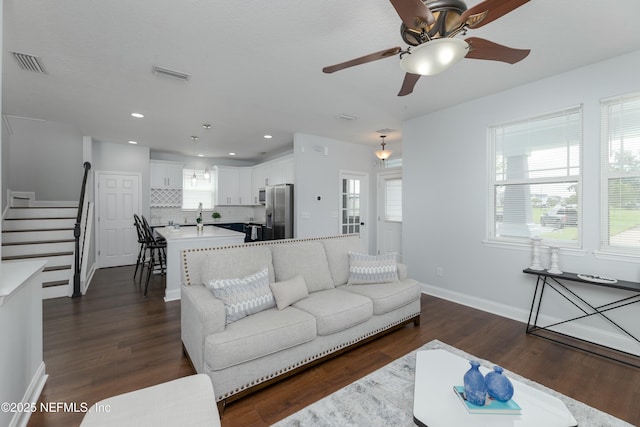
{"left": 191, "top": 157, "right": 197, "bottom": 185}
{"left": 375, "top": 135, "right": 392, "bottom": 161}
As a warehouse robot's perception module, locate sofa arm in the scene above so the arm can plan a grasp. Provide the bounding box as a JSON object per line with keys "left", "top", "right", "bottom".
{"left": 181, "top": 284, "right": 226, "bottom": 372}
{"left": 397, "top": 263, "right": 408, "bottom": 281}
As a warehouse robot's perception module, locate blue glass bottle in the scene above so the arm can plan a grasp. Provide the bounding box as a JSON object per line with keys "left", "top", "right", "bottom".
{"left": 463, "top": 360, "right": 487, "bottom": 406}
{"left": 485, "top": 365, "right": 514, "bottom": 402}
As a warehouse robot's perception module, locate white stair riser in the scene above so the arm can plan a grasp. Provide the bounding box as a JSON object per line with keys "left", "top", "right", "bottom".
{"left": 3, "top": 242, "right": 74, "bottom": 257}
{"left": 42, "top": 268, "right": 72, "bottom": 283}
{"left": 43, "top": 284, "right": 71, "bottom": 299}
{"left": 2, "top": 229, "right": 73, "bottom": 243}
{"left": 34, "top": 254, "right": 74, "bottom": 269}
{"left": 5, "top": 207, "right": 77, "bottom": 219}
{"left": 2, "top": 218, "right": 76, "bottom": 231}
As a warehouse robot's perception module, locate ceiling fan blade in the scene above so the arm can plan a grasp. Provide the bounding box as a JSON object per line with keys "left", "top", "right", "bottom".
{"left": 457, "top": 0, "right": 530, "bottom": 29}
{"left": 322, "top": 47, "right": 401, "bottom": 74}
{"left": 398, "top": 73, "right": 421, "bottom": 97}
{"left": 465, "top": 37, "right": 530, "bottom": 64}
{"left": 389, "top": 0, "right": 435, "bottom": 31}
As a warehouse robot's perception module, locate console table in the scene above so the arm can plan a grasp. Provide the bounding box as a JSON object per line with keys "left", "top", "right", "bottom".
{"left": 523, "top": 268, "right": 640, "bottom": 368}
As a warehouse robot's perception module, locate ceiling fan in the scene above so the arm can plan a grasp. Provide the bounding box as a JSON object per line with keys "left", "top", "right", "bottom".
{"left": 322, "top": 0, "right": 532, "bottom": 96}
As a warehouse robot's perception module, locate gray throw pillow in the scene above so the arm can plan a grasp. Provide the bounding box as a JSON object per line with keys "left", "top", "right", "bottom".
{"left": 347, "top": 252, "right": 399, "bottom": 285}
{"left": 270, "top": 275, "right": 309, "bottom": 310}
{"left": 206, "top": 267, "right": 275, "bottom": 324}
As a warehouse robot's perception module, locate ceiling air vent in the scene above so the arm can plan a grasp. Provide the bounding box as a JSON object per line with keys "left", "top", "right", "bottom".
{"left": 153, "top": 66, "right": 190, "bottom": 81}
{"left": 11, "top": 51, "right": 46, "bottom": 73}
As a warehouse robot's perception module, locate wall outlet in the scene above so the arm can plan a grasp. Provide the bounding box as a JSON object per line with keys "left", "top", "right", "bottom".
{"left": 436, "top": 267, "right": 444, "bottom": 277}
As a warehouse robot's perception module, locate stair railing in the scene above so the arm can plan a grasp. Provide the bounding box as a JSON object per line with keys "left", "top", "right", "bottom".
{"left": 72, "top": 161, "right": 92, "bottom": 298}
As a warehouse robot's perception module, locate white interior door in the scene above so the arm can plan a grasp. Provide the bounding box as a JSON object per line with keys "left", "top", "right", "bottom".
{"left": 377, "top": 171, "right": 403, "bottom": 260}
{"left": 340, "top": 171, "right": 369, "bottom": 250}
{"left": 96, "top": 172, "right": 141, "bottom": 268}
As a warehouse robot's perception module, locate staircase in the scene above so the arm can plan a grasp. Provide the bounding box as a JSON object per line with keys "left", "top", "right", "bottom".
{"left": 2, "top": 204, "right": 78, "bottom": 299}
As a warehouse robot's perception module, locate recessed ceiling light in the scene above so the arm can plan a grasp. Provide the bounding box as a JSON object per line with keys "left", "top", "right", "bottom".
{"left": 229, "top": 152, "right": 236, "bottom": 156}
{"left": 264, "top": 135, "right": 272, "bottom": 139}
{"left": 128, "top": 140, "right": 138, "bottom": 145}
{"left": 131, "top": 112, "right": 144, "bottom": 118}
{"left": 202, "top": 124, "right": 212, "bottom": 129}
{"left": 197, "top": 154, "right": 204, "bottom": 157}
{"left": 190, "top": 136, "right": 199, "bottom": 142}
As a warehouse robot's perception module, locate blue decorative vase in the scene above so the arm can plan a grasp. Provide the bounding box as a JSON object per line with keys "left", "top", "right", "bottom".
{"left": 463, "top": 360, "right": 487, "bottom": 406}
{"left": 485, "top": 366, "right": 514, "bottom": 402}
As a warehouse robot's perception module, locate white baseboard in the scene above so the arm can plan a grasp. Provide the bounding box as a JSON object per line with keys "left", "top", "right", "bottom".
{"left": 420, "top": 283, "right": 640, "bottom": 356}
{"left": 9, "top": 362, "right": 48, "bottom": 427}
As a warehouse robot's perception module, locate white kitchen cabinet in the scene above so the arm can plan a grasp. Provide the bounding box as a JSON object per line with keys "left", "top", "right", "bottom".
{"left": 150, "top": 160, "right": 183, "bottom": 189}
{"left": 214, "top": 166, "right": 253, "bottom": 205}
{"left": 251, "top": 155, "right": 294, "bottom": 202}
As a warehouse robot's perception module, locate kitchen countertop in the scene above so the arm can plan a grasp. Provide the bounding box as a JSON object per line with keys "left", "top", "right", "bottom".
{"left": 155, "top": 225, "right": 245, "bottom": 241}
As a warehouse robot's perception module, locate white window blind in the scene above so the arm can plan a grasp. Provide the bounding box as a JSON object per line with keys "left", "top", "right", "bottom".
{"left": 182, "top": 169, "right": 214, "bottom": 210}
{"left": 600, "top": 93, "right": 640, "bottom": 254}
{"left": 385, "top": 178, "right": 402, "bottom": 221}
{"left": 489, "top": 106, "right": 582, "bottom": 245}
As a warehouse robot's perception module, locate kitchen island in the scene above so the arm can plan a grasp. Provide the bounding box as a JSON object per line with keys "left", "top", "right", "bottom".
{"left": 155, "top": 225, "right": 245, "bottom": 302}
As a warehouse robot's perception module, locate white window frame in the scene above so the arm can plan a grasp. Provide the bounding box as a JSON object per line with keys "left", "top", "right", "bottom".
{"left": 600, "top": 92, "right": 640, "bottom": 255}
{"left": 182, "top": 168, "right": 214, "bottom": 211}
{"left": 488, "top": 106, "right": 583, "bottom": 247}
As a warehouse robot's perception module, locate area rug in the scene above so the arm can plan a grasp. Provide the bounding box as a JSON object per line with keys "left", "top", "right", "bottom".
{"left": 272, "top": 340, "right": 633, "bottom": 427}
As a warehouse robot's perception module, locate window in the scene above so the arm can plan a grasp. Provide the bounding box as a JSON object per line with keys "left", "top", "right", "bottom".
{"left": 385, "top": 178, "right": 402, "bottom": 221}
{"left": 489, "top": 106, "right": 582, "bottom": 245}
{"left": 182, "top": 168, "right": 214, "bottom": 210}
{"left": 600, "top": 93, "right": 640, "bottom": 254}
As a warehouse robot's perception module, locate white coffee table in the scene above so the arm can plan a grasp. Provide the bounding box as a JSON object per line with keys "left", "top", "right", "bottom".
{"left": 413, "top": 349, "right": 577, "bottom": 427}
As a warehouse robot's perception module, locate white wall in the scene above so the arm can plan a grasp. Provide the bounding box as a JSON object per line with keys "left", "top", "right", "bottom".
{"left": 403, "top": 50, "right": 640, "bottom": 354}
{"left": 7, "top": 117, "right": 83, "bottom": 200}
{"left": 293, "top": 133, "right": 378, "bottom": 253}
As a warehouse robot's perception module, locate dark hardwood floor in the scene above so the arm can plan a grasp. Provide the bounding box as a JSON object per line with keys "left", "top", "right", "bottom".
{"left": 28, "top": 265, "right": 639, "bottom": 427}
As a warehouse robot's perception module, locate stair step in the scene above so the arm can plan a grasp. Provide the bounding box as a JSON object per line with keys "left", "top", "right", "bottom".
{"left": 2, "top": 252, "right": 74, "bottom": 261}
{"left": 4, "top": 217, "right": 75, "bottom": 220}
{"left": 44, "top": 265, "right": 72, "bottom": 272}
{"left": 2, "top": 227, "right": 74, "bottom": 233}
{"left": 43, "top": 280, "right": 69, "bottom": 288}
{"left": 4, "top": 206, "right": 78, "bottom": 219}
{"left": 2, "top": 239, "right": 75, "bottom": 247}
{"left": 2, "top": 241, "right": 75, "bottom": 257}
{"left": 2, "top": 218, "right": 76, "bottom": 231}
{"left": 1, "top": 229, "right": 74, "bottom": 244}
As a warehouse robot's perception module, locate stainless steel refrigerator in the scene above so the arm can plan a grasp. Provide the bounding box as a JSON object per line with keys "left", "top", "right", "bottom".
{"left": 265, "top": 184, "right": 294, "bottom": 240}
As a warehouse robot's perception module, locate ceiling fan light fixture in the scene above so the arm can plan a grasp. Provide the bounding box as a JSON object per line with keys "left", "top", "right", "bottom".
{"left": 375, "top": 136, "right": 392, "bottom": 161}
{"left": 400, "top": 38, "right": 469, "bottom": 76}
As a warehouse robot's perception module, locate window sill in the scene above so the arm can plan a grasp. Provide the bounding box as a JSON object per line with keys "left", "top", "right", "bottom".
{"left": 482, "top": 239, "right": 587, "bottom": 257}
{"left": 593, "top": 250, "right": 640, "bottom": 262}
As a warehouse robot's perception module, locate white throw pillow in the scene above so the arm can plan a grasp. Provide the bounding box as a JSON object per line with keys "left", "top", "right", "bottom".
{"left": 347, "top": 252, "right": 399, "bottom": 285}
{"left": 206, "top": 267, "right": 275, "bottom": 324}
{"left": 269, "top": 275, "right": 309, "bottom": 310}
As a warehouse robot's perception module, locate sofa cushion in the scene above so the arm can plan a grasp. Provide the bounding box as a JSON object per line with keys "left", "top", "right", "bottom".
{"left": 270, "top": 241, "right": 335, "bottom": 292}
{"left": 347, "top": 252, "right": 399, "bottom": 285}
{"left": 321, "top": 236, "right": 366, "bottom": 286}
{"left": 199, "top": 246, "right": 275, "bottom": 285}
{"left": 338, "top": 279, "right": 421, "bottom": 315}
{"left": 205, "top": 267, "right": 275, "bottom": 324}
{"left": 204, "top": 307, "right": 317, "bottom": 371}
{"left": 293, "top": 289, "right": 372, "bottom": 335}
{"left": 270, "top": 275, "right": 309, "bottom": 310}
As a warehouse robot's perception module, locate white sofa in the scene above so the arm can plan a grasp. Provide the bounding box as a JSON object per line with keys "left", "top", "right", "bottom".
{"left": 180, "top": 234, "right": 421, "bottom": 411}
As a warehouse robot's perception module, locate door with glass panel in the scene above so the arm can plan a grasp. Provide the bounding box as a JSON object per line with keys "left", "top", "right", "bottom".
{"left": 340, "top": 172, "right": 369, "bottom": 249}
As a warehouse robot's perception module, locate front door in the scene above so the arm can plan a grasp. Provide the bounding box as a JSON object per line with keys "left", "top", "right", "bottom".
{"left": 96, "top": 172, "right": 141, "bottom": 268}
{"left": 339, "top": 171, "right": 369, "bottom": 250}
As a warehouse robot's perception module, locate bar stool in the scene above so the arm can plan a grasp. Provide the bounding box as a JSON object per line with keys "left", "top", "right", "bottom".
{"left": 140, "top": 215, "right": 167, "bottom": 296}
{"left": 133, "top": 214, "right": 146, "bottom": 279}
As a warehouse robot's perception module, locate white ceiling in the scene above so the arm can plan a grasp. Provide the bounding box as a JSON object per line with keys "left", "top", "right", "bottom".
{"left": 3, "top": 0, "right": 640, "bottom": 162}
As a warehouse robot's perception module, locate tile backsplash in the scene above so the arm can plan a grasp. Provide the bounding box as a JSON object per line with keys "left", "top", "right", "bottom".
{"left": 150, "top": 206, "right": 265, "bottom": 226}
